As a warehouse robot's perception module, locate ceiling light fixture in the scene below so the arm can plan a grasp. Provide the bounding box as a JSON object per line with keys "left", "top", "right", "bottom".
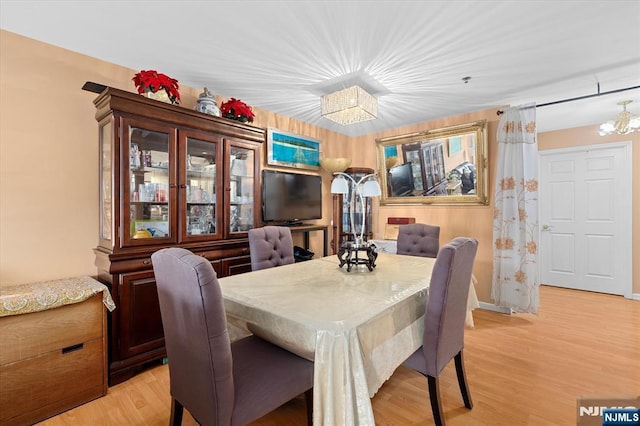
{"left": 321, "top": 85, "right": 378, "bottom": 126}
{"left": 599, "top": 100, "right": 640, "bottom": 136}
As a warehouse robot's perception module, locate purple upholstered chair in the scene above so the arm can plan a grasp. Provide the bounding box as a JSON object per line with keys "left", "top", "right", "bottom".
{"left": 402, "top": 237, "right": 478, "bottom": 426}
{"left": 396, "top": 223, "right": 441, "bottom": 258}
{"left": 151, "top": 247, "right": 313, "bottom": 426}
{"left": 248, "top": 226, "right": 295, "bottom": 271}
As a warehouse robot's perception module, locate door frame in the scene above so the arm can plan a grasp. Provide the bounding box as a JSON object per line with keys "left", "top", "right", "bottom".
{"left": 539, "top": 140, "right": 633, "bottom": 299}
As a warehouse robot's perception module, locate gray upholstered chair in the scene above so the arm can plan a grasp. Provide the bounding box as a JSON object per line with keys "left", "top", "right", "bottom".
{"left": 151, "top": 247, "right": 313, "bottom": 426}
{"left": 248, "top": 226, "right": 295, "bottom": 271}
{"left": 396, "top": 223, "right": 441, "bottom": 258}
{"left": 401, "top": 237, "right": 478, "bottom": 426}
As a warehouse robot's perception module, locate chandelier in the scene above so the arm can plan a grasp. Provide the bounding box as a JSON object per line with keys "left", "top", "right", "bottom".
{"left": 599, "top": 100, "right": 640, "bottom": 136}
{"left": 321, "top": 85, "right": 378, "bottom": 125}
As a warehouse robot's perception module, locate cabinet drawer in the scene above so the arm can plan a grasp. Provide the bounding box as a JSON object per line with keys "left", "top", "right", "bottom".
{"left": 223, "top": 255, "right": 252, "bottom": 276}
{"left": 0, "top": 295, "right": 103, "bottom": 365}
{"left": 0, "top": 337, "right": 105, "bottom": 425}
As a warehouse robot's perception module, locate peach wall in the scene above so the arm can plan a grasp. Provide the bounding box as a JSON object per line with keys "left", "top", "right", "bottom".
{"left": 0, "top": 30, "right": 346, "bottom": 286}
{"left": 1, "top": 30, "right": 637, "bottom": 301}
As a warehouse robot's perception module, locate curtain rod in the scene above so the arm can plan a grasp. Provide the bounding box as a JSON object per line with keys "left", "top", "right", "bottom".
{"left": 496, "top": 83, "right": 640, "bottom": 115}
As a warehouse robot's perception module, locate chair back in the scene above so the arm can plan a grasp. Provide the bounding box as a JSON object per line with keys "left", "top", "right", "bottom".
{"left": 396, "top": 223, "right": 440, "bottom": 258}
{"left": 151, "top": 247, "right": 234, "bottom": 426}
{"left": 423, "top": 237, "right": 478, "bottom": 377}
{"left": 248, "top": 226, "right": 295, "bottom": 271}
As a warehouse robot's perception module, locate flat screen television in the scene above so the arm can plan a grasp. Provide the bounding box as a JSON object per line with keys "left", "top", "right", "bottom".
{"left": 389, "top": 163, "right": 415, "bottom": 196}
{"left": 262, "top": 170, "right": 322, "bottom": 225}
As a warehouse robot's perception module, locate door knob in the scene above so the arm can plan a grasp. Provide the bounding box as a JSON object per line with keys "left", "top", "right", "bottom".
{"left": 542, "top": 224, "right": 551, "bottom": 230}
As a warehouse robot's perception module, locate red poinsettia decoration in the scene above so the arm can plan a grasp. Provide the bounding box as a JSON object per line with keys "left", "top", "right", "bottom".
{"left": 220, "top": 97, "right": 255, "bottom": 123}
{"left": 132, "top": 70, "right": 181, "bottom": 104}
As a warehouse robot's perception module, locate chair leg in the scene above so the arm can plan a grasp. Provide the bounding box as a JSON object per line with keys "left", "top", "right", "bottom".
{"left": 454, "top": 350, "right": 473, "bottom": 409}
{"left": 427, "top": 375, "right": 445, "bottom": 426}
{"left": 170, "top": 398, "right": 184, "bottom": 426}
{"left": 304, "top": 388, "right": 314, "bottom": 426}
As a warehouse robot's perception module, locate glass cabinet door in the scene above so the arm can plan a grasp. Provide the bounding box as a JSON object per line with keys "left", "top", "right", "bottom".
{"left": 124, "top": 119, "right": 175, "bottom": 246}
{"left": 422, "top": 145, "right": 434, "bottom": 190}
{"left": 405, "top": 149, "right": 424, "bottom": 191}
{"left": 434, "top": 143, "right": 446, "bottom": 184}
{"left": 182, "top": 132, "right": 223, "bottom": 241}
{"left": 99, "top": 121, "right": 113, "bottom": 245}
{"left": 227, "top": 142, "right": 256, "bottom": 235}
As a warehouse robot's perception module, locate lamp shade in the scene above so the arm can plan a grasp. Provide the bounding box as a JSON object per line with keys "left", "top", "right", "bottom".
{"left": 320, "top": 157, "right": 351, "bottom": 173}
{"left": 330, "top": 175, "right": 349, "bottom": 194}
{"left": 362, "top": 180, "right": 381, "bottom": 197}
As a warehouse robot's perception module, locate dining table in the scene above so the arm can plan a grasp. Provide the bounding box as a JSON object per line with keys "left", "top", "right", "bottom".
{"left": 219, "top": 252, "right": 478, "bottom": 426}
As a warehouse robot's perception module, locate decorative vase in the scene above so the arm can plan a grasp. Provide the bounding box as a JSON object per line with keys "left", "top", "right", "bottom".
{"left": 145, "top": 89, "right": 172, "bottom": 104}
{"left": 223, "top": 113, "right": 250, "bottom": 123}
{"left": 195, "top": 87, "right": 221, "bottom": 116}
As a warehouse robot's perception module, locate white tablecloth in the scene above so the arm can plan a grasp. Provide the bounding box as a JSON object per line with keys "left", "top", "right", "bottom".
{"left": 219, "top": 253, "right": 477, "bottom": 425}
{"left": 370, "top": 239, "right": 480, "bottom": 327}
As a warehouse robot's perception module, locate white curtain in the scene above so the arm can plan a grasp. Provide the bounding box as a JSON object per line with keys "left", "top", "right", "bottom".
{"left": 492, "top": 103, "right": 539, "bottom": 314}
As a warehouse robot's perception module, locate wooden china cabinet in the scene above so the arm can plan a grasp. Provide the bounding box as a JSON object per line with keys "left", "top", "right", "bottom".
{"left": 402, "top": 141, "right": 447, "bottom": 195}
{"left": 91, "top": 88, "right": 264, "bottom": 385}
{"left": 331, "top": 167, "right": 375, "bottom": 251}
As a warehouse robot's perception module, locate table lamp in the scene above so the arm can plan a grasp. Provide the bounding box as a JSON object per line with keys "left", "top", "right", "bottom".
{"left": 330, "top": 172, "right": 381, "bottom": 246}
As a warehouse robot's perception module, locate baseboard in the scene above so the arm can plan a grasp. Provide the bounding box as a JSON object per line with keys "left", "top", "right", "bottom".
{"left": 478, "top": 302, "right": 512, "bottom": 314}
{"left": 630, "top": 293, "right": 640, "bottom": 301}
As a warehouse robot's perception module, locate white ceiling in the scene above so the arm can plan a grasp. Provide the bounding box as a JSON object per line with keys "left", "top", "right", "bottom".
{"left": 2, "top": 0, "right": 639, "bottom": 136}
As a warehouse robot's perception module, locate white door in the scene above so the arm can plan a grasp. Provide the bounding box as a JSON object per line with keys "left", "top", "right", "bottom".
{"left": 539, "top": 142, "right": 632, "bottom": 297}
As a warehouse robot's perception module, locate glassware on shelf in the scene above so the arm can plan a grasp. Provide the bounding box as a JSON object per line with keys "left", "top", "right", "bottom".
{"left": 142, "top": 150, "right": 152, "bottom": 167}
{"left": 130, "top": 143, "right": 141, "bottom": 168}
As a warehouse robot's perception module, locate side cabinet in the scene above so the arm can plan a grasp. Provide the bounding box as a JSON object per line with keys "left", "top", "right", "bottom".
{"left": 0, "top": 290, "right": 107, "bottom": 425}
{"left": 91, "top": 87, "right": 264, "bottom": 385}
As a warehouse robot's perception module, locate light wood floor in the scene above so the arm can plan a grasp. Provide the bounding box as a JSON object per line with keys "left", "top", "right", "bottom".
{"left": 40, "top": 285, "right": 639, "bottom": 425}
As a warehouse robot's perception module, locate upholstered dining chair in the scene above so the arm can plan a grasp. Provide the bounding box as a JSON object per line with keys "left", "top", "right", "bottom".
{"left": 248, "top": 225, "right": 295, "bottom": 271}
{"left": 401, "top": 237, "right": 478, "bottom": 426}
{"left": 151, "top": 247, "right": 313, "bottom": 426}
{"left": 396, "top": 223, "right": 441, "bottom": 258}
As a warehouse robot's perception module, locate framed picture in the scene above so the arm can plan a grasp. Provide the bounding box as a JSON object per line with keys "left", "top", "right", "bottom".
{"left": 448, "top": 136, "right": 462, "bottom": 156}
{"left": 267, "top": 128, "right": 320, "bottom": 170}
{"left": 384, "top": 145, "right": 398, "bottom": 157}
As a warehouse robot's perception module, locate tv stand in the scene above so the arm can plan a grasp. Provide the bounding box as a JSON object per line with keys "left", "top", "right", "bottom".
{"left": 285, "top": 220, "right": 305, "bottom": 226}
{"left": 286, "top": 225, "right": 329, "bottom": 257}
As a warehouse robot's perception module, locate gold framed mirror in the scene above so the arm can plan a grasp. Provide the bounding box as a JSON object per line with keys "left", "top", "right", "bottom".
{"left": 376, "top": 120, "right": 488, "bottom": 205}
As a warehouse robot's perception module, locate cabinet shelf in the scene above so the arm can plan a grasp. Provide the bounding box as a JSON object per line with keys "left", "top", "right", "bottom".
{"left": 131, "top": 201, "right": 169, "bottom": 205}
{"left": 132, "top": 166, "right": 169, "bottom": 173}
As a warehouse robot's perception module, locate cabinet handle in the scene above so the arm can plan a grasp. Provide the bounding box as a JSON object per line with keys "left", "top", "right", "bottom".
{"left": 169, "top": 184, "right": 177, "bottom": 188}
{"left": 62, "top": 343, "right": 84, "bottom": 354}
{"left": 142, "top": 259, "right": 151, "bottom": 265}
{"left": 179, "top": 184, "right": 187, "bottom": 188}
